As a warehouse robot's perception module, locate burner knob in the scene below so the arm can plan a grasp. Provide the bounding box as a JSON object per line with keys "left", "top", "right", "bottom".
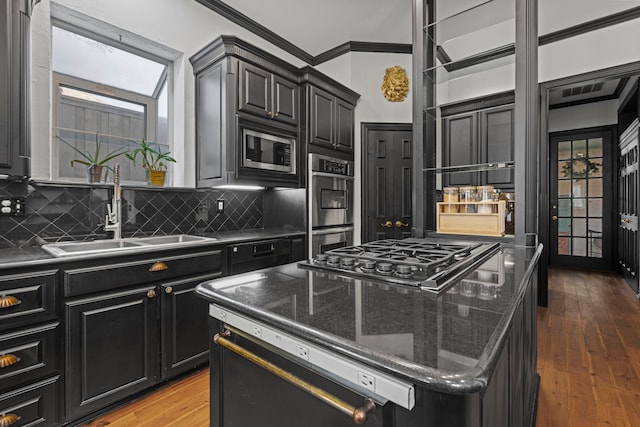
{"left": 327, "top": 255, "right": 341, "bottom": 266}
{"left": 377, "top": 262, "right": 392, "bottom": 273}
{"left": 340, "top": 257, "right": 355, "bottom": 268}
{"left": 396, "top": 265, "right": 412, "bottom": 276}
{"left": 362, "top": 260, "right": 376, "bottom": 270}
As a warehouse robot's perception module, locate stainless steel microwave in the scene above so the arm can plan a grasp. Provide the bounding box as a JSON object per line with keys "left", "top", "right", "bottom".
{"left": 241, "top": 128, "right": 296, "bottom": 175}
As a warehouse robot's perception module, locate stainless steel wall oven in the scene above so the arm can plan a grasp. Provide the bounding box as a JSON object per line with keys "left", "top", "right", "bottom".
{"left": 308, "top": 153, "right": 354, "bottom": 256}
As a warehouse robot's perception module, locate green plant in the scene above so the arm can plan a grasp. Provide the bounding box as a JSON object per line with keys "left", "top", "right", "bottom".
{"left": 57, "top": 132, "right": 128, "bottom": 180}
{"left": 125, "top": 138, "right": 176, "bottom": 171}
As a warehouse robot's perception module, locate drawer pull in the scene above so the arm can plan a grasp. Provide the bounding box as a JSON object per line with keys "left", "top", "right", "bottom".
{"left": 0, "top": 413, "right": 20, "bottom": 427}
{"left": 149, "top": 262, "right": 168, "bottom": 272}
{"left": 0, "top": 354, "right": 20, "bottom": 368}
{"left": 165, "top": 286, "right": 173, "bottom": 294}
{"left": 0, "top": 296, "right": 21, "bottom": 309}
{"left": 147, "top": 290, "right": 156, "bottom": 299}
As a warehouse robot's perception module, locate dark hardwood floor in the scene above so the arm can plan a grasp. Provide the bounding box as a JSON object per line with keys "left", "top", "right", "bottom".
{"left": 83, "top": 267, "right": 640, "bottom": 426}
{"left": 536, "top": 267, "right": 640, "bottom": 427}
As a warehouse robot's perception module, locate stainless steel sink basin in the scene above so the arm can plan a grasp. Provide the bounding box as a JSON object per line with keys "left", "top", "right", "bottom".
{"left": 42, "top": 235, "right": 216, "bottom": 257}
{"left": 135, "top": 235, "right": 212, "bottom": 245}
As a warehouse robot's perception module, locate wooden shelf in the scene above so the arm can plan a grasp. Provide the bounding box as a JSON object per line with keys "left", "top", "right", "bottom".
{"left": 436, "top": 201, "right": 506, "bottom": 236}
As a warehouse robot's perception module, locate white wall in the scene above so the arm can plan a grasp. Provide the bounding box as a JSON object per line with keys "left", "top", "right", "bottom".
{"left": 31, "top": 0, "right": 306, "bottom": 185}
{"left": 548, "top": 100, "right": 618, "bottom": 133}
{"left": 438, "top": 17, "right": 640, "bottom": 106}
{"left": 539, "top": 18, "right": 640, "bottom": 83}
{"left": 317, "top": 52, "right": 413, "bottom": 243}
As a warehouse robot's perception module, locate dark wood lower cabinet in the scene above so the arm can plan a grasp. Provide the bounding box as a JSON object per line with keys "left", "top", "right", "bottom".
{"left": 65, "top": 285, "right": 160, "bottom": 421}
{"left": 0, "top": 376, "right": 60, "bottom": 427}
{"left": 160, "top": 272, "right": 222, "bottom": 379}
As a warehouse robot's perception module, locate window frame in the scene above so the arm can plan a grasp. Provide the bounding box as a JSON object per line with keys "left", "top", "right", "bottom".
{"left": 49, "top": 18, "right": 174, "bottom": 185}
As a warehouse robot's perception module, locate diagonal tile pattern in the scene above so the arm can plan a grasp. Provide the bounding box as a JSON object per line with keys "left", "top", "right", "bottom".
{"left": 0, "top": 181, "right": 263, "bottom": 249}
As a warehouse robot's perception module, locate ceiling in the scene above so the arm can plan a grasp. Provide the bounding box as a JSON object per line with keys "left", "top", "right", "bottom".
{"left": 218, "top": 0, "right": 640, "bottom": 106}
{"left": 220, "top": 0, "right": 640, "bottom": 57}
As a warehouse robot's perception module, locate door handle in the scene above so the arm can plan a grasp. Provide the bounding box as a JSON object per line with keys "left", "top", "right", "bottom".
{"left": 381, "top": 221, "right": 392, "bottom": 228}
{"left": 551, "top": 215, "right": 558, "bottom": 221}
{"left": 395, "top": 221, "right": 409, "bottom": 228}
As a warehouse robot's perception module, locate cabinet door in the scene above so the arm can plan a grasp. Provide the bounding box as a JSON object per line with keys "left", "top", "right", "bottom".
{"left": 290, "top": 236, "right": 306, "bottom": 262}
{"left": 335, "top": 99, "right": 354, "bottom": 152}
{"left": 481, "top": 106, "right": 514, "bottom": 188}
{"left": 65, "top": 285, "right": 159, "bottom": 420}
{"left": 443, "top": 113, "right": 478, "bottom": 186}
{"left": 273, "top": 75, "right": 298, "bottom": 126}
{"left": 196, "top": 61, "right": 224, "bottom": 187}
{"left": 160, "top": 272, "right": 222, "bottom": 379}
{"left": 238, "top": 61, "right": 271, "bottom": 119}
{"left": 0, "top": 0, "right": 30, "bottom": 178}
{"left": 309, "top": 86, "right": 335, "bottom": 147}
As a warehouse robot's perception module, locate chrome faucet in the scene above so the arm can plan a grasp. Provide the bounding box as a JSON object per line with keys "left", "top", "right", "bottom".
{"left": 105, "top": 164, "right": 122, "bottom": 240}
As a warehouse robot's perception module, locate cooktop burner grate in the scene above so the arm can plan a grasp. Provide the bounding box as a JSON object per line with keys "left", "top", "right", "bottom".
{"left": 298, "top": 239, "right": 500, "bottom": 292}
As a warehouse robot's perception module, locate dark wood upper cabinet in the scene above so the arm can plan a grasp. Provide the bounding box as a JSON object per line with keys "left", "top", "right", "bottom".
{"left": 442, "top": 103, "right": 515, "bottom": 189}
{"left": 238, "top": 61, "right": 298, "bottom": 126}
{"left": 301, "top": 67, "right": 359, "bottom": 156}
{"left": 308, "top": 85, "right": 335, "bottom": 147}
{"left": 0, "top": 0, "right": 32, "bottom": 179}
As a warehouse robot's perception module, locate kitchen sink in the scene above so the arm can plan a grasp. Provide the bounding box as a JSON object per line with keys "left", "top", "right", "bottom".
{"left": 135, "top": 235, "right": 212, "bottom": 245}
{"left": 41, "top": 235, "right": 217, "bottom": 257}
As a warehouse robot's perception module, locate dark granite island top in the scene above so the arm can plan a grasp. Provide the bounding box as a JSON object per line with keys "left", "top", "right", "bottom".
{"left": 196, "top": 241, "right": 543, "bottom": 426}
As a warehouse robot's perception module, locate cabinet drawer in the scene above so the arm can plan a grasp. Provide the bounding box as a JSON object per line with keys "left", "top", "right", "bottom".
{"left": 0, "top": 271, "right": 57, "bottom": 332}
{"left": 0, "top": 376, "right": 60, "bottom": 427}
{"left": 0, "top": 323, "right": 59, "bottom": 392}
{"left": 64, "top": 249, "right": 224, "bottom": 297}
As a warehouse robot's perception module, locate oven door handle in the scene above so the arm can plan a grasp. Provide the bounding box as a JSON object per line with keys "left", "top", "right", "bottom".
{"left": 311, "top": 226, "right": 354, "bottom": 236}
{"left": 311, "top": 171, "right": 355, "bottom": 180}
{"left": 214, "top": 330, "right": 376, "bottom": 424}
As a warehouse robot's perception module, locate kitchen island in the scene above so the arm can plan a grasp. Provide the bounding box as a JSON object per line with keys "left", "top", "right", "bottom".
{"left": 196, "top": 239, "right": 543, "bottom": 426}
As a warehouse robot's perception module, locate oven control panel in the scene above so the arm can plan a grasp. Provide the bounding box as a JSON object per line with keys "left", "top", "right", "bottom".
{"left": 209, "top": 303, "right": 416, "bottom": 410}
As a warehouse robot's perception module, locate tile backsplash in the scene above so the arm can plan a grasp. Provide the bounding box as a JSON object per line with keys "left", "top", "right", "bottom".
{"left": 0, "top": 181, "right": 263, "bottom": 249}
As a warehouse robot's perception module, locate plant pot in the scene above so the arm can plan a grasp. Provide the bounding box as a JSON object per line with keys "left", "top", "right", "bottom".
{"left": 87, "top": 165, "right": 104, "bottom": 183}
{"left": 147, "top": 169, "right": 166, "bottom": 186}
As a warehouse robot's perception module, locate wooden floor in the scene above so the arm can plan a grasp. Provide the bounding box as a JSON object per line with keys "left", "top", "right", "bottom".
{"left": 83, "top": 267, "right": 640, "bottom": 426}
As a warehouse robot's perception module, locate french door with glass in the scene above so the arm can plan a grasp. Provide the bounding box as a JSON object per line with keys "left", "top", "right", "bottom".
{"left": 549, "top": 127, "right": 614, "bottom": 270}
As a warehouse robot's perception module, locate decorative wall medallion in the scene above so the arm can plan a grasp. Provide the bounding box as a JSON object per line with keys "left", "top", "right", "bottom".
{"left": 381, "top": 66, "right": 409, "bottom": 102}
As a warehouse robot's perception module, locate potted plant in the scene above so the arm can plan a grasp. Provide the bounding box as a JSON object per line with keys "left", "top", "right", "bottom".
{"left": 57, "top": 132, "right": 128, "bottom": 183}
{"left": 126, "top": 138, "right": 176, "bottom": 186}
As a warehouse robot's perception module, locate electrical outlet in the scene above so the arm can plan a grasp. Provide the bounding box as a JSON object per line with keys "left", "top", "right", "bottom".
{"left": 251, "top": 324, "right": 262, "bottom": 338}
{"left": 296, "top": 344, "right": 309, "bottom": 360}
{"left": 217, "top": 199, "right": 225, "bottom": 213}
{"left": 358, "top": 371, "right": 376, "bottom": 391}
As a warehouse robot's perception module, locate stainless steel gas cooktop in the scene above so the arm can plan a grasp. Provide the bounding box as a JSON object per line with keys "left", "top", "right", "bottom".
{"left": 298, "top": 238, "right": 500, "bottom": 292}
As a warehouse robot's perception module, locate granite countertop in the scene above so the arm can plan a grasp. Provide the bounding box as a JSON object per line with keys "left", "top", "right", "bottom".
{"left": 0, "top": 227, "right": 306, "bottom": 270}
{"left": 195, "top": 242, "right": 543, "bottom": 394}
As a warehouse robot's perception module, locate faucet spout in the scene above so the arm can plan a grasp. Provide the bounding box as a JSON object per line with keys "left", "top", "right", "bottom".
{"left": 105, "top": 164, "right": 122, "bottom": 240}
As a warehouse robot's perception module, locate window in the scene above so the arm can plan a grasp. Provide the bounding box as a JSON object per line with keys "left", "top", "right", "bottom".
{"left": 51, "top": 25, "right": 171, "bottom": 184}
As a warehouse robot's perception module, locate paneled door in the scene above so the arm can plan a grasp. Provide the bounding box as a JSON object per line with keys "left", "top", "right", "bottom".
{"left": 549, "top": 127, "right": 615, "bottom": 270}
{"left": 618, "top": 121, "right": 639, "bottom": 293}
{"left": 363, "top": 123, "right": 412, "bottom": 242}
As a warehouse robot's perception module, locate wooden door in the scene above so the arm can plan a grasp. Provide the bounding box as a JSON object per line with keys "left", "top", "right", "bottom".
{"left": 65, "top": 285, "right": 159, "bottom": 420}
{"left": 272, "top": 74, "right": 298, "bottom": 125}
{"left": 363, "top": 124, "right": 413, "bottom": 242}
{"left": 549, "top": 127, "right": 615, "bottom": 271}
{"left": 238, "top": 61, "right": 271, "bottom": 119}
{"left": 160, "top": 273, "right": 220, "bottom": 379}
{"left": 308, "top": 86, "right": 335, "bottom": 147}
{"left": 480, "top": 105, "right": 514, "bottom": 188}
{"left": 335, "top": 99, "right": 354, "bottom": 152}
{"left": 618, "top": 122, "right": 639, "bottom": 292}
{"left": 443, "top": 113, "right": 478, "bottom": 186}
